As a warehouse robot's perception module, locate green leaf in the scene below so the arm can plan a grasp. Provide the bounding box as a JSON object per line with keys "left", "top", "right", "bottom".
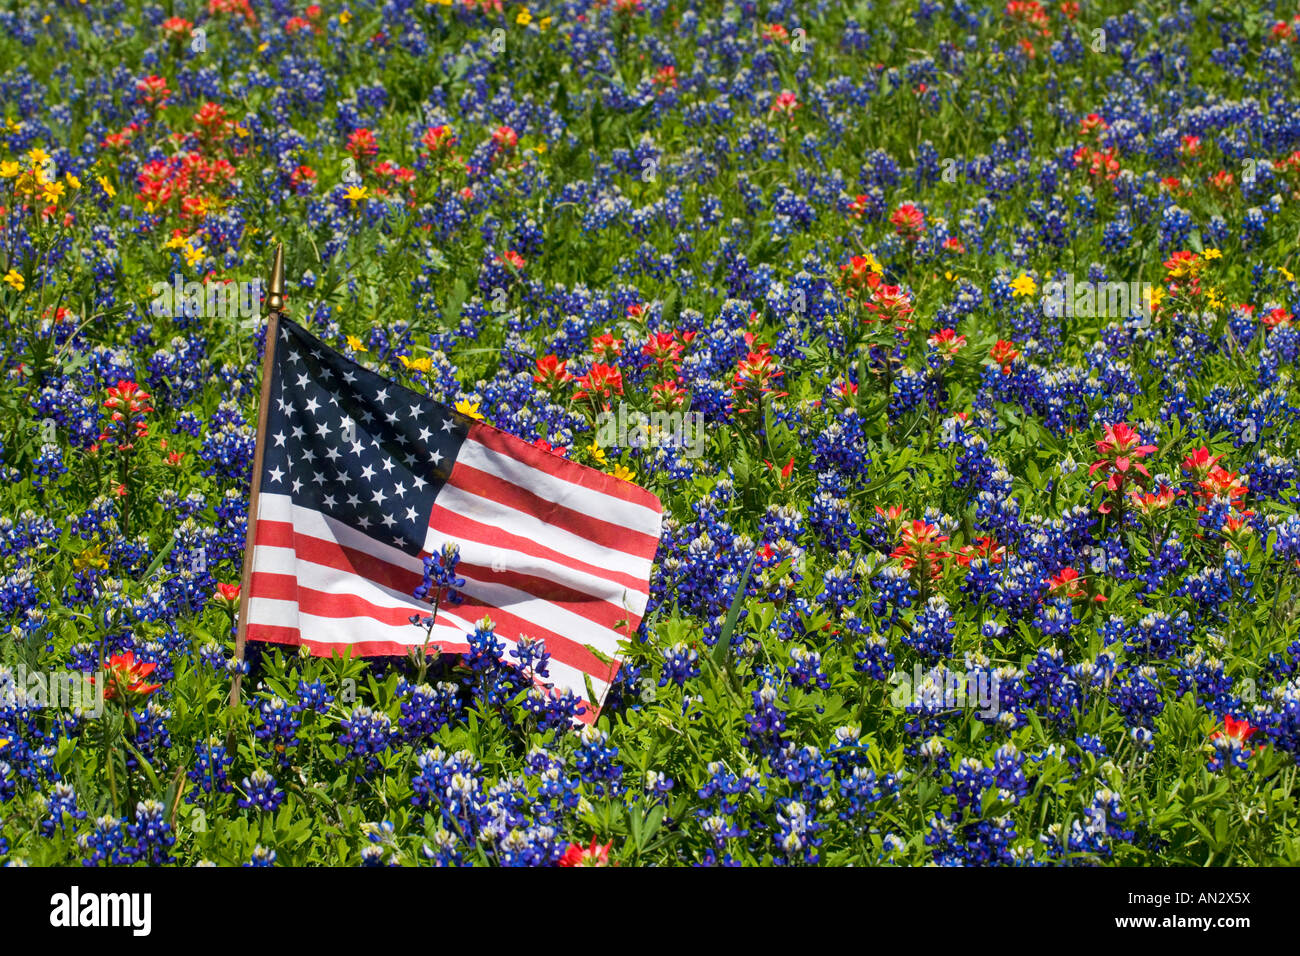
{"left": 445, "top": 278, "right": 468, "bottom": 323}
{"left": 713, "top": 552, "right": 756, "bottom": 670}
{"left": 141, "top": 538, "right": 176, "bottom": 583}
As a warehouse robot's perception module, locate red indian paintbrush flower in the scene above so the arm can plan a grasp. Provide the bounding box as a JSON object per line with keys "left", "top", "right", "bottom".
{"left": 1046, "top": 567, "right": 1085, "bottom": 598}
{"left": 891, "top": 520, "right": 949, "bottom": 578}
{"left": 421, "top": 125, "right": 458, "bottom": 154}
{"left": 954, "top": 536, "right": 1005, "bottom": 567}
{"left": 846, "top": 194, "right": 872, "bottom": 219}
{"left": 212, "top": 582, "right": 241, "bottom": 613}
{"left": 134, "top": 75, "right": 171, "bottom": 107}
{"left": 573, "top": 364, "right": 623, "bottom": 409}
{"left": 764, "top": 456, "right": 795, "bottom": 487}
{"left": 839, "top": 256, "right": 879, "bottom": 296}
{"left": 890, "top": 203, "right": 925, "bottom": 241}
{"left": 650, "top": 380, "right": 688, "bottom": 410}
{"left": 99, "top": 380, "right": 154, "bottom": 451}
{"left": 1078, "top": 113, "right": 1109, "bottom": 136}
{"left": 864, "top": 281, "right": 914, "bottom": 330}
{"left": 590, "top": 332, "right": 623, "bottom": 362}
{"left": 558, "top": 836, "right": 612, "bottom": 866}
{"left": 928, "top": 328, "right": 967, "bottom": 358}
{"left": 533, "top": 354, "right": 572, "bottom": 389}
{"left": 989, "top": 339, "right": 1020, "bottom": 374}
{"left": 641, "top": 331, "right": 684, "bottom": 372}
{"left": 1073, "top": 145, "right": 1120, "bottom": 182}
{"left": 492, "top": 125, "right": 518, "bottom": 150}
{"left": 1089, "top": 422, "right": 1157, "bottom": 512}
{"left": 1199, "top": 466, "right": 1249, "bottom": 505}
{"left": 731, "top": 343, "right": 787, "bottom": 413}
{"left": 1005, "top": 0, "right": 1050, "bottom": 29}
{"left": 96, "top": 651, "right": 162, "bottom": 702}
{"left": 874, "top": 504, "right": 906, "bottom": 530}
{"left": 770, "top": 90, "right": 799, "bottom": 116}
{"left": 1129, "top": 486, "right": 1179, "bottom": 516}
{"left": 1162, "top": 250, "right": 1204, "bottom": 297}
{"left": 161, "top": 16, "right": 193, "bottom": 40}
{"left": 1181, "top": 445, "right": 1223, "bottom": 479}
{"left": 495, "top": 249, "right": 526, "bottom": 270}
{"left": 345, "top": 128, "right": 378, "bottom": 163}
{"left": 1211, "top": 715, "right": 1258, "bottom": 745}
{"left": 194, "top": 101, "right": 229, "bottom": 138}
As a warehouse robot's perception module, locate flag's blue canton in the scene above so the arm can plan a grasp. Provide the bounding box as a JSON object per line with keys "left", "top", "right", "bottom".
{"left": 260, "top": 318, "right": 470, "bottom": 556}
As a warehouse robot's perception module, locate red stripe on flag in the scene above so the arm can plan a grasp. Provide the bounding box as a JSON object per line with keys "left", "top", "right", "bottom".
{"left": 246, "top": 623, "right": 471, "bottom": 660}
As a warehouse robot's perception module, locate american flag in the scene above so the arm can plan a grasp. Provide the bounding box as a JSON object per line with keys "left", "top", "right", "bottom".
{"left": 243, "top": 317, "right": 664, "bottom": 719}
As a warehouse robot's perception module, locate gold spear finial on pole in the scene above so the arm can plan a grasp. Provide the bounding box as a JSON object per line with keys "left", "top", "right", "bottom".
{"left": 267, "top": 241, "right": 285, "bottom": 313}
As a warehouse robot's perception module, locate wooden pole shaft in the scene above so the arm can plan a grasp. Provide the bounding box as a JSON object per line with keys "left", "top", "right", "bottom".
{"left": 229, "top": 247, "right": 284, "bottom": 710}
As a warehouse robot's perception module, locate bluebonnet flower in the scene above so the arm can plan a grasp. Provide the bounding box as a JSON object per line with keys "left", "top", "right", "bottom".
{"left": 337, "top": 706, "right": 394, "bottom": 773}
{"left": 659, "top": 641, "right": 700, "bottom": 688}
{"left": 127, "top": 800, "right": 176, "bottom": 864}
{"left": 238, "top": 769, "right": 285, "bottom": 812}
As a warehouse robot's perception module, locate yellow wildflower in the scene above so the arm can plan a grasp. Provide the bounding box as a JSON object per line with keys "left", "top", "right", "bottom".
{"left": 1202, "top": 248, "right": 1222, "bottom": 260}
{"left": 1011, "top": 273, "right": 1037, "bottom": 297}
{"left": 455, "top": 399, "right": 484, "bottom": 421}
{"left": 608, "top": 463, "right": 635, "bottom": 482}
{"left": 1144, "top": 284, "right": 1164, "bottom": 314}
{"left": 340, "top": 10, "right": 352, "bottom": 25}
{"left": 64, "top": 172, "right": 80, "bottom": 189}
{"left": 3, "top": 270, "right": 24, "bottom": 292}
{"left": 516, "top": 8, "right": 532, "bottom": 25}
{"left": 74, "top": 544, "right": 109, "bottom": 571}
{"left": 98, "top": 175, "right": 116, "bottom": 198}
{"left": 586, "top": 442, "right": 608, "bottom": 466}
{"left": 39, "top": 179, "right": 65, "bottom": 203}
{"left": 344, "top": 184, "right": 368, "bottom": 206}
{"left": 346, "top": 334, "right": 367, "bottom": 353}
{"left": 0, "top": 161, "right": 19, "bottom": 178}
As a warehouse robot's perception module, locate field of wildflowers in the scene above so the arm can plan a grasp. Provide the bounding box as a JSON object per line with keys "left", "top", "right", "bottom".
{"left": 2, "top": 0, "right": 1300, "bottom": 868}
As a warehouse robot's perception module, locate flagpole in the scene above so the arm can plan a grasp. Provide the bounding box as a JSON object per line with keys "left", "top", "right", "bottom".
{"left": 229, "top": 242, "right": 284, "bottom": 710}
